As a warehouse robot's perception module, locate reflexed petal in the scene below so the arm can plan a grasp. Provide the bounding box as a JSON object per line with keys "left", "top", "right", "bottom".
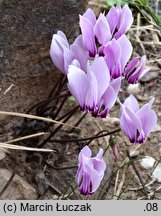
{"left": 101, "top": 85, "right": 117, "bottom": 111}
{"left": 120, "top": 107, "right": 137, "bottom": 142}
{"left": 50, "top": 35, "right": 64, "bottom": 72}
{"left": 89, "top": 57, "right": 110, "bottom": 101}
{"left": 63, "top": 47, "right": 74, "bottom": 73}
{"left": 76, "top": 166, "right": 83, "bottom": 186}
{"left": 136, "top": 100, "right": 157, "bottom": 137}
{"left": 67, "top": 65, "right": 89, "bottom": 109}
{"left": 147, "top": 97, "right": 155, "bottom": 107}
{"left": 81, "top": 145, "right": 92, "bottom": 158}
{"left": 114, "top": 4, "right": 133, "bottom": 39}
{"left": 125, "top": 107, "right": 144, "bottom": 137}
{"left": 73, "top": 35, "right": 85, "bottom": 50}
{"left": 123, "top": 94, "right": 139, "bottom": 113}
{"left": 94, "top": 13, "right": 112, "bottom": 45}
{"left": 96, "top": 148, "right": 103, "bottom": 159}
{"left": 83, "top": 8, "right": 96, "bottom": 26}
{"left": 106, "top": 6, "right": 118, "bottom": 34}
{"left": 70, "top": 44, "right": 89, "bottom": 71}
{"left": 85, "top": 69, "right": 98, "bottom": 110}
{"left": 57, "top": 30, "right": 69, "bottom": 46}
{"left": 85, "top": 164, "right": 101, "bottom": 193}
{"left": 98, "top": 77, "right": 121, "bottom": 116}
{"left": 79, "top": 15, "right": 97, "bottom": 56}
{"left": 91, "top": 158, "right": 106, "bottom": 180}
{"left": 110, "top": 77, "right": 122, "bottom": 94}
{"left": 104, "top": 39, "right": 122, "bottom": 73}
{"left": 117, "top": 35, "right": 133, "bottom": 69}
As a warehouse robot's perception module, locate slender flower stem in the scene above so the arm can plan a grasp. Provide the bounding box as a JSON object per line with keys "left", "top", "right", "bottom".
{"left": 85, "top": 130, "right": 110, "bottom": 146}
{"left": 38, "top": 106, "right": 80, "bottom": 147}
{"left": 38, "top": 96, "right": 68, "bottom": 118}
{"left": 48, "top": 74, "right": 65, "bottom": 99}
{"left": 51, "top": 97, "right": 68, "bottom": 120}
{"left": 68, "top": 112, "right": 87, "bottom": 134}
{"left": 56, "top": 106, "right": 80, "bottom": 121}
{"left": 50, "top": 129, "right": 121, "bottom": 143}
{"left": 26, "top": 91, "right": 70, "bottom": 114}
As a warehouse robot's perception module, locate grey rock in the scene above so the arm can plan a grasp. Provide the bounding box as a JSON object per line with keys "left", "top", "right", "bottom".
{"left": 0, "top": 0, "right": 88, "bottom": 112}
{"left": 0, "top": 169, "right": 37, "bottom": 199}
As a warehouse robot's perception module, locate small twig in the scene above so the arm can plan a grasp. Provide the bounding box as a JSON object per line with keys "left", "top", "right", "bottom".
{"left": 128, "top": 180, "right": 155, "bottom": 191}
{"left": 51, "top": 97, "right": 68, "bottom": 120}
{"left": 126, "top": 150, "right": 148, "bottom": 199}
{"left": 68, "top": 112, "right": 87, "bottom": 134}
{"left": 115, "top": 166, "right": 127, "bottom": 200}
{"left": 6, "top": 132, "right": 48, "bottom": 144}
{"left": 26, "top": 92, "right": 70, "bottom": 114}
{"left": 0, "top": 142, "right": 53, "bottom": 152}
{"left": 39, "top": 106, "right": 80, "bottom": 147}
{"left": 51, "top": 129, "right": 121, "bottom": 144}
{"left": 0, "top": 168, "right": 15, "bottom": 197}
{"left": 138, "top": 185, "right": 161, "bottom": 200}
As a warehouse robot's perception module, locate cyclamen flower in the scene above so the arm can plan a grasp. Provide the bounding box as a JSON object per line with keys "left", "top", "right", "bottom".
{"left": 50, "top": 31, "right": 74, "bottom": 75}
{"left": 79, "top": 5, "right": 133, "bottom": 56}
{"left": 124, "top": 55, "right": 150, "bottom": 84}
{"left": 50, "top": 31, "right": 89, "bottom": 75}
{"left": 106, "top": 4, "right": 133, "bottom": 39}
{"left": 76, "top": 146, "right": 106, "bottom": 196}
{"left": 79, "top": 8, "right": 97, "bottom": 57}
{"left": 67, "top": 57, "right": 121, "bottom": 117}
{"left": 104, "top": 34, "right": 132, "bottom": 78}
{"left": 120, "top": 95, "right": 157, "bottom": 144}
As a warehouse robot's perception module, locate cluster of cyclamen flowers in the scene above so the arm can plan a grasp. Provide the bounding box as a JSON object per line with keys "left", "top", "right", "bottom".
{"left": 50, "top": 5, "right": 157, "bottom": 196}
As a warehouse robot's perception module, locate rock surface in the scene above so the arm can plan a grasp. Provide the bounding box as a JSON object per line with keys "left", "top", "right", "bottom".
{"left": 0, "top": 169, "right": 37, "bottom": 199}
{"left": 140, "top": 156, "right": 156, "bottom": 169}
{"left": 0, "top": 0, "right": 88, "bottom": 112}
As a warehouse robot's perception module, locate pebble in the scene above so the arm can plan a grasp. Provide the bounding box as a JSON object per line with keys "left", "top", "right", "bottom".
{"left": 0, "top": 169, "right": 37, "bottom": 199}
{"left": 127, "top": 83, "right": 140, "bottom": 94}
{"left": 140, "top": 156, "right": 156, "bottom": 169}
{"left": 152, "top": 164, "right": 161, "bottom": 183}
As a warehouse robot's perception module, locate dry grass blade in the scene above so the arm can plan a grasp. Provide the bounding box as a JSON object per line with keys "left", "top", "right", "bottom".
{"left": 6, "top": 132, "right": 48, "bottom": 144}
{"left": 114, "top": 166, "right": 127, "bottom": 200}
{"left": 0, "top": 142, "right": 53, "bottom": 152}
{"left": 138, "top": 185, "right": 161, "bottom": 200}
{"left": 0, "top": 110, "right": 82, "bottom": 130}
{"left": 114, "top": 170, "right": 120, "bottom": 197}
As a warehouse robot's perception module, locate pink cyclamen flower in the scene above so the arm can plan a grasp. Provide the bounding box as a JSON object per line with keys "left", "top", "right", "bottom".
{"left": 79, "top": 8, "right": 97, "bottom": 57}
{"left": 50, "top": 31, "right": 89, "bottom": 75}
{"left": 104, "top": 34, "right": 132, "bottom": 78}
{"left": 120, "top": 95, "right": 157, "bottom": 144}
{"left": 50, "top": 31, "right": 74, "bottom": 75}
{"left": 67, "top": 57, "right": 121, "bottom": 117}
{"left": 76, "top": 146, "right": 106, "bottom": 196}
{"left": 106, "top": 4, "right": 133, "bottom": 39}
{"left": 124, "top": 55, "right": 150, "bottom": 84}
{"left": 79, "top": 5, "right": 133, "bottom": 55}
